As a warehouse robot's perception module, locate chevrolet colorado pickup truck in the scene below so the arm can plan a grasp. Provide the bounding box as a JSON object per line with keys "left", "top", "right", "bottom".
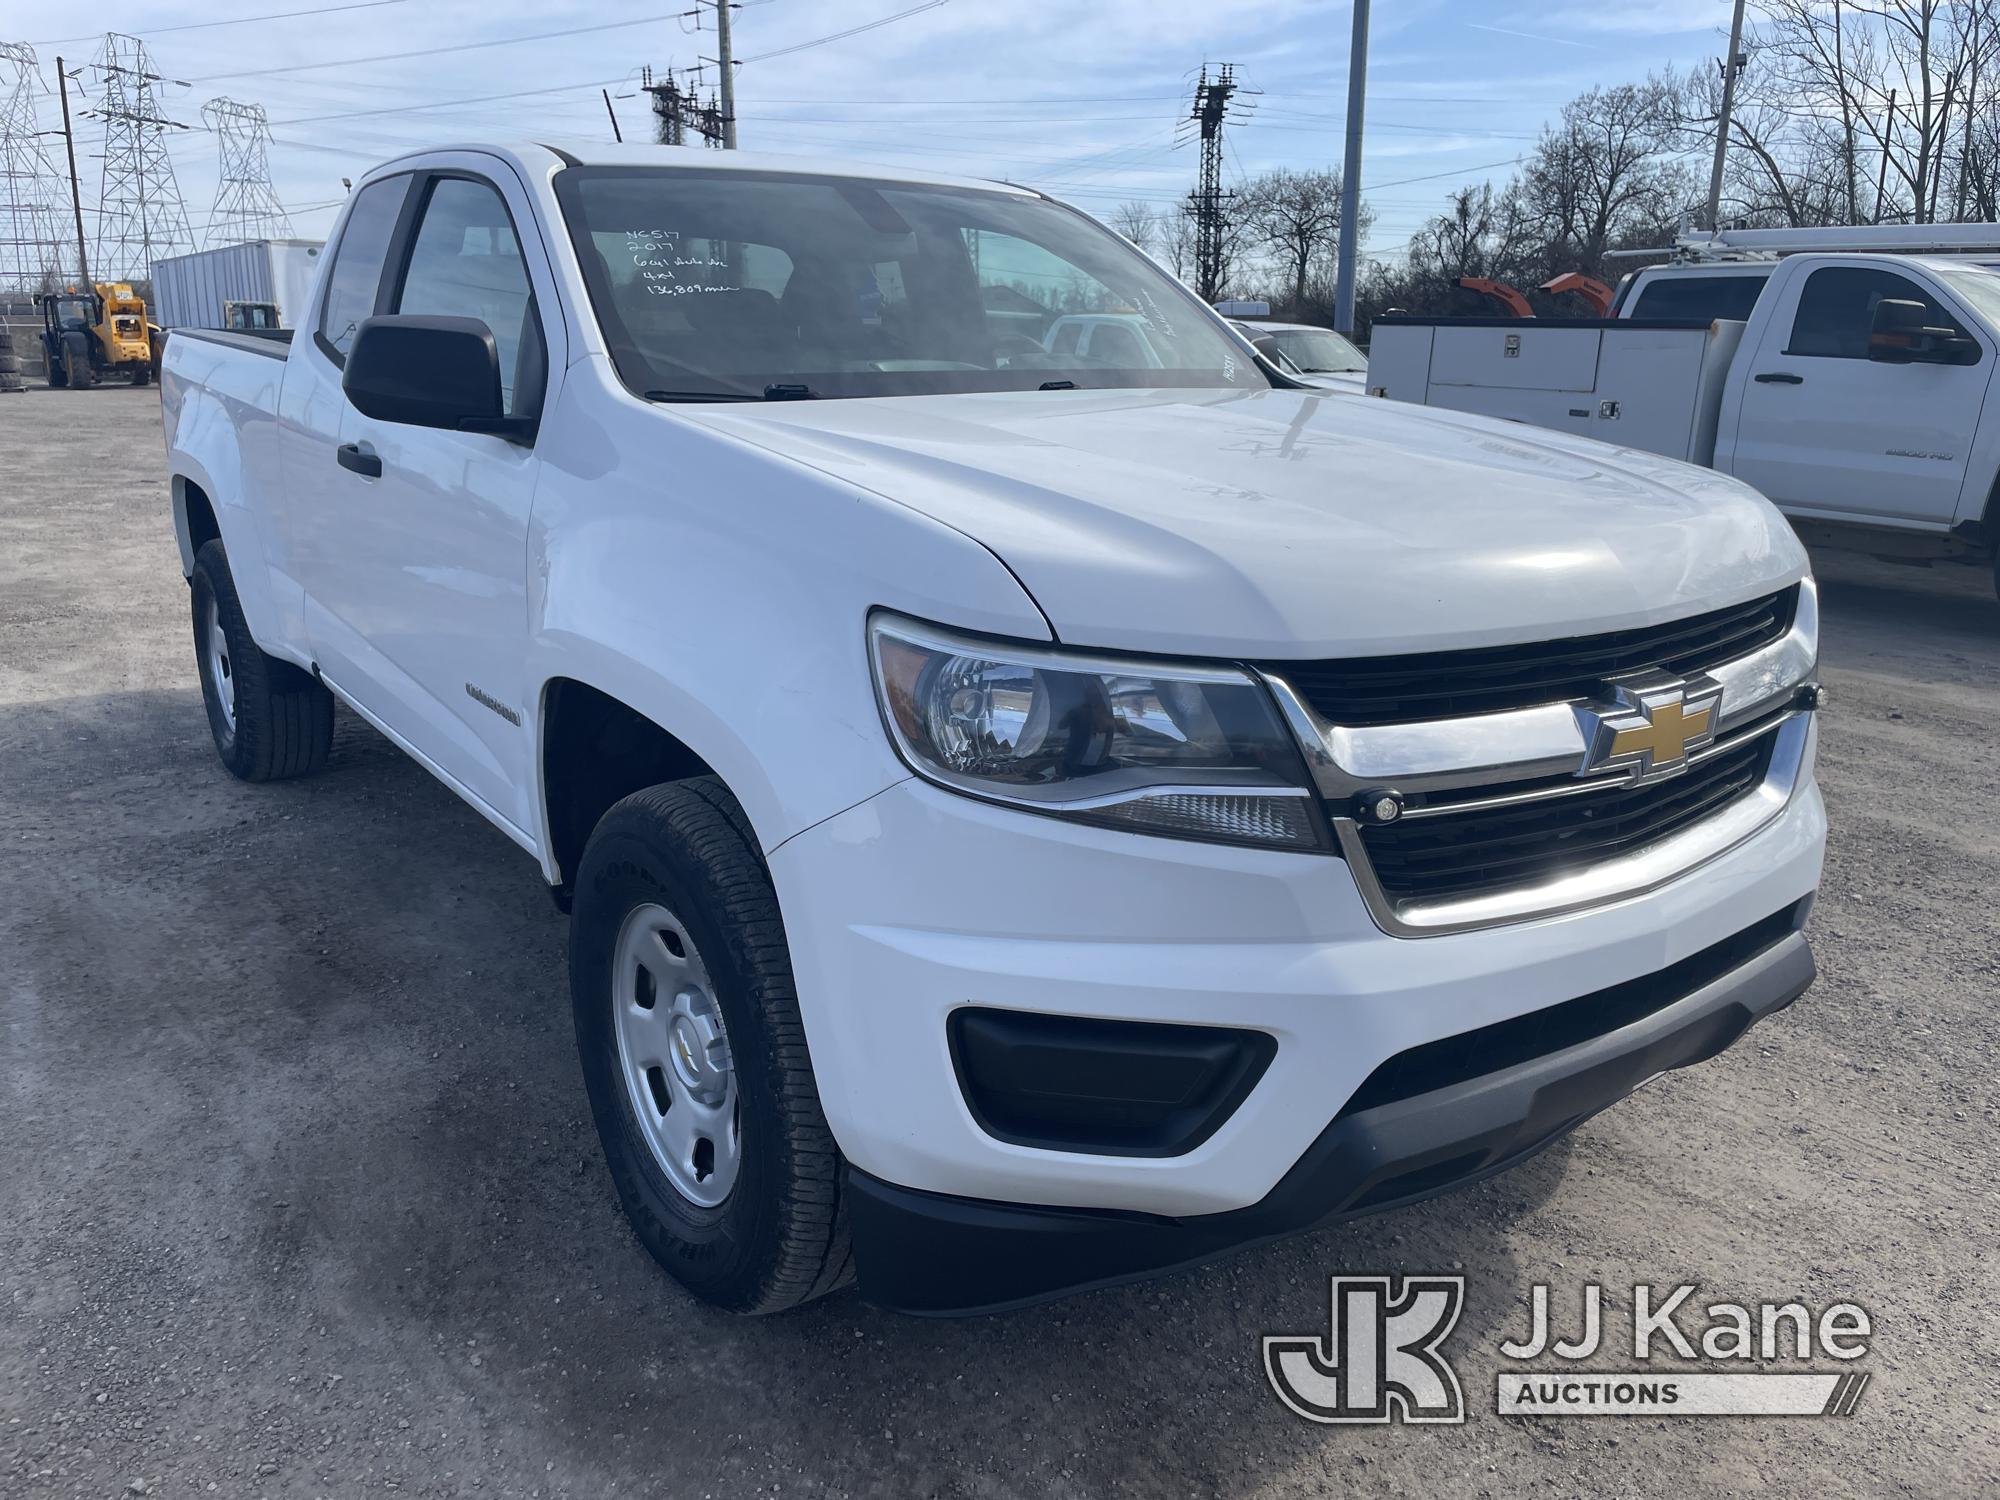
{"left": 161, "top": 142, "right": 1826, "bottom": 1316}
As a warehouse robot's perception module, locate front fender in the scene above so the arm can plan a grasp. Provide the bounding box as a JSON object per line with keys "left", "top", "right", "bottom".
{"left": 523, "top": 359, "right": 1053, "bottom": 858}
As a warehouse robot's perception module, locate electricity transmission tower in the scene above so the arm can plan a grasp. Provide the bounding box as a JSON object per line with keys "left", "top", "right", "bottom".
{"left": 1183, "top": 64, "right": 1243, "bottom": 302}
{"left": 642, "top": 66, "right": 725, "bottom": 148}
{"left": 0, "top": 43, "right": 71, "bottom": 293}
{"left": 89, "top": 32, "right": 195, "bottom": 281}
{"left": 202, "top": 98, "right": 292, "bottom": 245}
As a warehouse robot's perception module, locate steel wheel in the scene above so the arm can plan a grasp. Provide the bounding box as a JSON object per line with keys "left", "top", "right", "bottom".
{"left": 203, "top": 593, "right": 236, "bottom": 737}
{"left": 612, "top": 901, "right": 741, "bottom": 1207}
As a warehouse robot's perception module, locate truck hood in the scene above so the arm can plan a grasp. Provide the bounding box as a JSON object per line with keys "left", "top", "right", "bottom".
{"left": 681, "top": 386, "right": 1808, "bottom": 658}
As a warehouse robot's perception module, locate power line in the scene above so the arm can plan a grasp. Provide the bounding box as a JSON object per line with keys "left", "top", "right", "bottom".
{"left": 188, "top": 12, "right": 688, "bottom": 83}
{"left": 737, "top": 0, "right": 950, "bottom": 64}
{"left": 1365, "top": 156, "right": 1523, "bottom": 191}
{"left": 34, "top": 1, "right": 411, "bottom": 48}
{"left": 273, "top": 74, "right": 634, "bottom": 126}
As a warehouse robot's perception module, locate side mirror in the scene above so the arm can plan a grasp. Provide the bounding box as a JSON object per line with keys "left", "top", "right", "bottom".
{"left": 343, "top": 314, "right": 533, "bottom": 441}
{"left": 1868, "top": 298, "right": 1978, "bottom": 365}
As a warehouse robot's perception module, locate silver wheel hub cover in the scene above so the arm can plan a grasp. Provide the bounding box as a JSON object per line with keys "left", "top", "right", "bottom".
{"left": 611, "top": 902, "right": 741, "bottom": 1208}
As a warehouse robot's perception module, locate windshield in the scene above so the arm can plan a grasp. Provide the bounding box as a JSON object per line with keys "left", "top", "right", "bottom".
{"left": 554, "top": 167, "right": 1268, "bottom": 400}
{"left": 1935, "top": 266, "right": 2000, "bottom": 331}
{"left": 1265, "top": 327, "right": 1365, "bottom": 373}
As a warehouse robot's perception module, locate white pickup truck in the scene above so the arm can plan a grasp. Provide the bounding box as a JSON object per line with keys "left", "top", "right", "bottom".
{"left": 160, "top": 142, "right": 1826, "bottom": 1316}
{"left": 1370, "top": 250, "right": 2000, "bottom": 597}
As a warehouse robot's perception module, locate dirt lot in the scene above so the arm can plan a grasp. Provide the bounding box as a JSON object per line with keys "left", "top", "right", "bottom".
{"left": 3, "top": 384, "right": 1996, "bottom": 1499}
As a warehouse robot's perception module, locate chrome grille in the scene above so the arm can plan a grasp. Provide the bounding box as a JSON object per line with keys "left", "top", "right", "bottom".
{"left": 1358, "top": 731, "right": 1777, "bottom": 903}
{"left": 1263, "top": 586, "right": 1798, "bottom": 728}
{"left": 1259, "top": 578, "right": 1820, "bottom": 936}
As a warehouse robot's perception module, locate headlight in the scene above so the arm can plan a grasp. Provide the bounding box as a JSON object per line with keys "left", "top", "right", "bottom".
{"left": 867, "top": 614, "right": 1329, "bottom": 851}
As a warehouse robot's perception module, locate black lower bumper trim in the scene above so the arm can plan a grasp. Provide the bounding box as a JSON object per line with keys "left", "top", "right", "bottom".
{"left": 847, "top": 923, "right": 1815, "bottom": 1316}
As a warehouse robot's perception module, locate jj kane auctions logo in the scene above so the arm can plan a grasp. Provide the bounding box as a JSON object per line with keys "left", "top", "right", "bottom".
{"left": 1265, "top": 1278, "right": 1873, "bottom": 1423}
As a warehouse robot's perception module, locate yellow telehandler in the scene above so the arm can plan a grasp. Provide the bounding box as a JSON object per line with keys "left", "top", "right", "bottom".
{"left": 40, "top": 283, "right": 161, "bottom": 388}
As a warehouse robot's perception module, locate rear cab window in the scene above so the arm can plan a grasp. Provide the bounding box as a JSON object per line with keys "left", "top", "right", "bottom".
{"left": 1628, "top": 274, "right": 1768, "bottom": 324}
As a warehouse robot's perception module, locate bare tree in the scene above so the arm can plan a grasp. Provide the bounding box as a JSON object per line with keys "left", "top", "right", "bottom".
{"left": 1159, "top": 209, "right": 1196, "bottom": 282}
{"left": 1109, "top": 200, "right": 1157, "bottom": 253}
{"left": 1519, "top": 82, "right": 1694, "bottom": 277}
{"left": 1241, "top": 168, "right": 1371, "bottom": 313}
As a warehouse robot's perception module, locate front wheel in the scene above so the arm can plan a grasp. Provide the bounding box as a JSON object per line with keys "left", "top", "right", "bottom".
{"left": 189, "top": 540, "right": 335, "bottom": 781}
{"left": 571, "top": 778, "right": 852, "bottom": 1313}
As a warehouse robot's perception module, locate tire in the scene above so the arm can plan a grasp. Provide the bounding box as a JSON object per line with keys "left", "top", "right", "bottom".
{"left": 46, "top": 351, "right": 67, "bottom": 389}
{"left": 189, "top": 540, "right": 335, "bottom": 781}
{"left": 62, "top": 331, "right": 93, "bottom": 387}
{"left": 571, "top": 778, "right": 852, "bottom": 1314}
{"left": 131, "top": 361, "right": 150, "bottom": 387}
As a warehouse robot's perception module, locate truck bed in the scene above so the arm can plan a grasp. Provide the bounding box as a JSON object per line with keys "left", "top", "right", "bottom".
{"left": 1367, "top": 315, "right": 1744, "bottom": 465}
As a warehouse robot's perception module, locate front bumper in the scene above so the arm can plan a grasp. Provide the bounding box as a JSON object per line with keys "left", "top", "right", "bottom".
{"left": 767, "top": 720, "right": 1824, "bottom": 1308}
{"left": 844, "top": 909, "right": 1813, "bottom": 1314}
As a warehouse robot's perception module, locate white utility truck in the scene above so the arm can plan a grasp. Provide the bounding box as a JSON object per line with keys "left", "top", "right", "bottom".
{"left": 159, "top": 142, "right": 1826, "bottom": 1316}
{"left": 1371, "top": 226, "right": 2000, "bottom": 596}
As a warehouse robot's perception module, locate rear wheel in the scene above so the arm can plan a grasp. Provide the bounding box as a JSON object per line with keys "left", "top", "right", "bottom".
{"left": 571, "top": 779, "right": 852, "bottom": 1313}
{"left": 130, "top": 361, "right": 151, "bottom": 387}
{"left": 189, "top": 540, "right": 335, "bottom": 781}
{"left": 61, "top": 331, "right": 93, "bottom": 387}
{"left": 45, "top": 344, "right": 66, "bottom": 388}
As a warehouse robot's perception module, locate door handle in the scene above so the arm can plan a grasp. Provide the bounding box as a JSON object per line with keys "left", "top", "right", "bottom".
{"left": 336, "top": 442, "right": 382, "bottom": 478}
{"left": 1753, "top": 372, "right": 1805, "bottom": 385}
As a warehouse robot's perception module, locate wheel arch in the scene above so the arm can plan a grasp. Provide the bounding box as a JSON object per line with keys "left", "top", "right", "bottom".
{"left": 537, "top": 675, "right": 737, "bottom": 897}
{"left": 172, "top": 472, "right": 222, "bottom": 576}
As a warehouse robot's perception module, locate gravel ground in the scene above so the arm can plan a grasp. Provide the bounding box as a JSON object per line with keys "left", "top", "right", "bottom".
{"left": 3, "top": 384, "right": 1996, "bottom": 1500}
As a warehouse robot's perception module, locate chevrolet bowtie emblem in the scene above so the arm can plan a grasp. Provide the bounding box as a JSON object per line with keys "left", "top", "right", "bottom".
{"left": 1574, "top": 672, "right": 1724, "bottom": 786}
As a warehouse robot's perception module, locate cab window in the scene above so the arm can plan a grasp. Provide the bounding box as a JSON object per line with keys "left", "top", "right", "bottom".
{"left": 392, "top": 176, "right": 544, "bottom": 418}
{"left": 1786, "top": 267, "right": 1970, "bottom": 360}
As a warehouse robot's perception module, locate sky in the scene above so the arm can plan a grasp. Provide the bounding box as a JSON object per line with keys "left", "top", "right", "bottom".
{"left": 8, "top": 0, "right": 1744, "bottom": 268}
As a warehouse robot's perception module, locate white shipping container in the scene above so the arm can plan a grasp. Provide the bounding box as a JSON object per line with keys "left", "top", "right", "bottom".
{"left": 150, "top": 240, "right": 325, "bottom": 331}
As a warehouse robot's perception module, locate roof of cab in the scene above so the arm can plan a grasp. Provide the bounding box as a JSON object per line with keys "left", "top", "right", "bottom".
{"left": 359, "top": 139, "right": 1039, "bottom": 199}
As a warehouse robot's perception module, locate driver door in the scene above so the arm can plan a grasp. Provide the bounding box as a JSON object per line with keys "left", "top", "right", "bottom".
{"left": 299, "top": 160, "right": 563, "bottom": 840}
{"left": 1729, "top": 265, "right": 1995, "bottom": 525}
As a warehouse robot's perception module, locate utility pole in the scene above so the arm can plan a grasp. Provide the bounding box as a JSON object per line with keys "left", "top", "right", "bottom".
{"left": 56, "top": 56, "right": 89, "bottom": 287}
{"left": 714, "top": 0, "right": 737, "bottom": 149}
{"left": 1873, "top": 88, "right": 1897, "bottom": 223}
{"left": 603, "top": 88, "right": 623, "bottom": 143}
{"left": 1334, "top": 0, "right": 1368, "bottom": 336}
{"left": 1184, "top": 64, "right": 1238, "bottom": 303}
{"left": 1705, "top": 0, "right": 1749, "bottom": 230}
{"left": 644, "top": 66, "right": 725, "bottom": 148}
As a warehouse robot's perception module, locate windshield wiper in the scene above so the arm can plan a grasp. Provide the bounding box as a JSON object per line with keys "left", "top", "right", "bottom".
{"left": 762, "top": 383, "right": 819, "bottom": 400}
{"left": 644, "top": 388, "right": 755, "bottom": 403}
{"left": 1038, "top": 379, "right": 1079, "bottom": 391}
